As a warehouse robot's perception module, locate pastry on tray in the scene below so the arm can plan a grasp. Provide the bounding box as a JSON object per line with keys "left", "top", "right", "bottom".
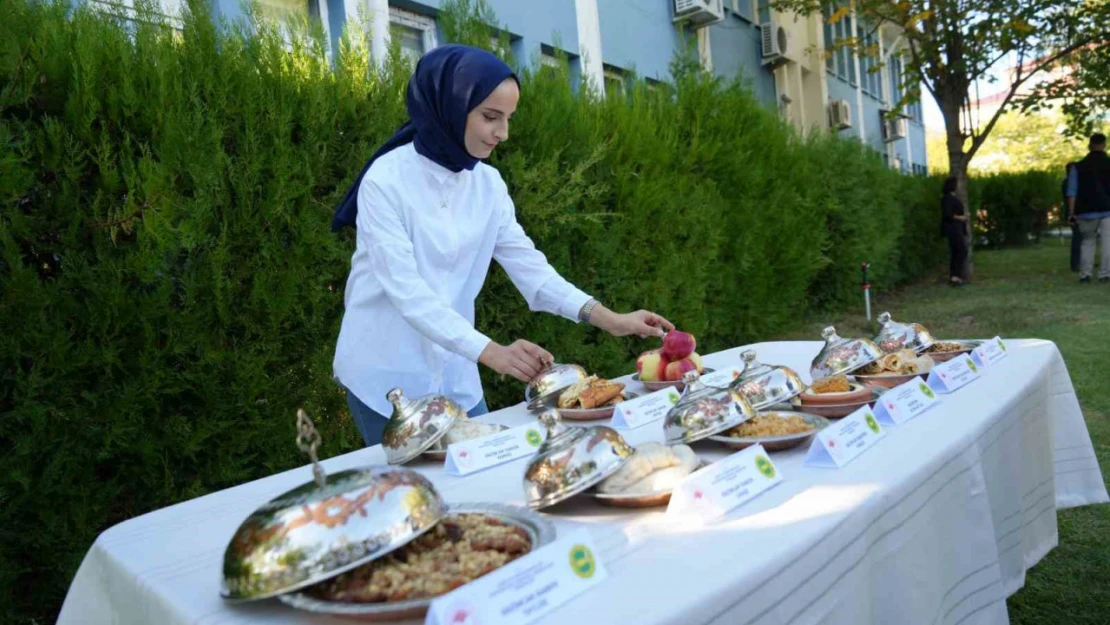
{"left": 725, "top": 414, "right": 814, "bottom": 438}
{"left": 597, "top": 442, "right": 699, "bottom": 495}
{"left": 558, "top": 375, "right": 626, "bottom": 410}
{"left": 858, "top": 349, "right": 934, "bottom": 376}
{"left": 441, "top": 420, "right": 505, "bottom": 445}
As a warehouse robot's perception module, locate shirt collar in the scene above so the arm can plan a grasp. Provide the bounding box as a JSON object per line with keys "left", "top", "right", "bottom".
{"left": 415, "top": 145, "right": 465, "bottom": 185}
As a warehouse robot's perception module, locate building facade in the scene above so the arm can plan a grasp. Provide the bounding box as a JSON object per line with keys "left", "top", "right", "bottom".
{"left": 90, "top": 0, "right": 927, "bottom": 173}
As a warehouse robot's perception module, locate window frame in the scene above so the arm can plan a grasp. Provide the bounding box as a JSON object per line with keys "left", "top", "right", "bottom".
{"left": 88, "top": 0, "right": 185, "bottom": 29}
{"left": 389, "top": 6, "right": 438, "bottom": 62}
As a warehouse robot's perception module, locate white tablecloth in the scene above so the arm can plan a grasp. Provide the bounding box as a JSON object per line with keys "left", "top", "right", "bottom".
{"left": 57, "top": 340, "right": 1108, "bottom": 625}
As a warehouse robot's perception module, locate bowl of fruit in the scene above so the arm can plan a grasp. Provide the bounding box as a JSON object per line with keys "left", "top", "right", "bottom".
{"left": 633, "top": 331, "right": 712, "bottom": 392}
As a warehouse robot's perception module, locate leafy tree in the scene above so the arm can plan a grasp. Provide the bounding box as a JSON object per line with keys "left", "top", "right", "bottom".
{"left": 929, "top": 108, "right": 1087, "bottom": 175}
{"left": 774, "top": 0, "right": 1109, "bottom": 278}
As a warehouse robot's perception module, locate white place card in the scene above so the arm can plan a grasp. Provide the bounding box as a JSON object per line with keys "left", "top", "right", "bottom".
{"left": 667, "top": 444, "right": 783, "bottom": 521}
{"left": 610, "top": 387, "right": 682, "bottom": 429}
{"left": 971, "top": 336, "right": 1008, "bottom": 367}
{"left": 872, "top": 377, "right": 941, "bottom": 426}
{"left": 926, "top": 354, "right": 981, "bottom": 394}
{"left": 425, "top": 528, "right": 607, "bottom": 625}
{"left": 804, "top": 406, "right": 887, "bottom": 468}
{"left": 698, "top": 366, "right": 745, "bottom": 388}
{"left": 444, "top": 423, "right": 546, "bottom": 476}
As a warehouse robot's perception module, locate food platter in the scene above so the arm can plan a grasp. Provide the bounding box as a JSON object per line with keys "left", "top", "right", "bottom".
{"left": 795, "top": 382, "right": 872, "bottom": 406}
{"left": 925, "top": 340, "right": 983, "bottom": 363}
{"left": 708, "top": 411, "right": 829, "bottom": 451}
{"left": 559, "top": 391, "right": 639, "bottom": 421}
{"left": 633, "top": 367, "right": 716, "bottom": 392}
{"left": 592, "top": 460, "right": 709, "bottom": 509}
{"left": 854, "top": 372, "right": 922, "bottom": 389}
{"left": 792, "top": 386, "right": 885, "bottom": 418}
{"left": 276, "top": 503, "right": 555, "bottom": 621}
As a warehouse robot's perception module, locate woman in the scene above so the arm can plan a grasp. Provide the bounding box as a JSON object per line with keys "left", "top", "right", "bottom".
{"left": 332, "top": 45, "right": 673, "bottom": 446}
{"left": 941, "top": 176, "right": 969, "bottom": 287}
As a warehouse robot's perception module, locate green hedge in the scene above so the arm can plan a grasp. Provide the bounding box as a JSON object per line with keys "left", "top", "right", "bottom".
{"left": 968, "top": 171, "right": 1062, "bottom": 247}
{"left": 0, "top": 1, "right": 944, "bottom": 622}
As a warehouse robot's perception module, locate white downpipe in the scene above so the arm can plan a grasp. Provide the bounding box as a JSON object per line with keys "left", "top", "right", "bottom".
{"left": 575, "top": 0, "right": 604, "bottom": 95}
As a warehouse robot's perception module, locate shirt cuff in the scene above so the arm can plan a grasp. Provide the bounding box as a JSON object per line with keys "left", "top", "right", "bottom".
{"left": 559, "top": 289, "right": 595, "bottom": 324}
{"left": 458, "top": 331, "right": 493, "bottom": 363}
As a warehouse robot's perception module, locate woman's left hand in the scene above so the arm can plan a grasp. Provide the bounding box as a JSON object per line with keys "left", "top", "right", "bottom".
{"left": 592, "top": 307, "right": 675, "bottom": 338}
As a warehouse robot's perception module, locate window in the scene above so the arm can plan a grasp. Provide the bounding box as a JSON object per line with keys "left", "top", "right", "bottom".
{"left": 603, "top": 65, "right": 626, "bottom": 97}
{"left": 824, "top": 5, "right": 856, "bottom": 85}
{"left": 389, "top": 7, "right": 437, "bottom": 63}
{"left": 89, "top": 0, "right": 185, "bottom": 28}
{"left": 253, "top": 0, "right": 318, "bottom": 24}
{"left": 730, "top": 0, "right": 754, "bottom": 23}
{"left": 858, "top": 27, "right": 882, "bottom": 99}
{"left": 540, "top": 44, "right": 577, "bottom": 73}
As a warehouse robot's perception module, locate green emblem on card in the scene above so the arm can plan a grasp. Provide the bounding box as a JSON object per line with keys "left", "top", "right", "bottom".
{"left": 966, "top": 357, "right": 978, "bottom": 373}
{"left": 755, "top": 455, "right": 775, "bottom": 479}
{"left": 569, "top": 544, "right": 596, "bottom": 579}
{"left": 998, "top": 338, "right": 1007, "bottom": 352}
{"left": 865, "top": 412, "right": 881, "bottom": 434}
{"left": 525, "top": 428, "right": 543, "bottom": 447}
{"left": 668, "top": 391, "right": 680, "bottom": 404}
{"left": 919, "top": 382, "right": 936, "bottom": 399}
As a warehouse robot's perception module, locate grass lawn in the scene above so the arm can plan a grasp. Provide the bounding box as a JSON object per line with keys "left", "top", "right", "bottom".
{"left": 776, "top": 243, "right": 1110, "bottom": 623}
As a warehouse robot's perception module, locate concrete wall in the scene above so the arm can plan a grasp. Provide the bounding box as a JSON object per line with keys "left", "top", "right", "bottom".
{"left": 709, "top": 9, "right": 775, "bottom": 105}
{"left": 596, "top": 0, "right": 680, "bottom": 80}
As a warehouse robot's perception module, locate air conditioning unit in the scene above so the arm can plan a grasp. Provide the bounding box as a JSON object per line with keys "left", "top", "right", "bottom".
{"left": 881, "top": 114, "right": 908, "bottom": 142}
{"left": 828, "top": 99, "right": 852, "bottom": 130}
{"left": 760, "top": 21, "right": 790, "bottom": 65}
{"left": 673, "top": 0, "right": 724, "bottom": 25}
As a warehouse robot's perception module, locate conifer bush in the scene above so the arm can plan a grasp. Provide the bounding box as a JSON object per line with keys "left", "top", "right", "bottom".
{"left": 1, "top": 1, "right": 947, "bottom": 621}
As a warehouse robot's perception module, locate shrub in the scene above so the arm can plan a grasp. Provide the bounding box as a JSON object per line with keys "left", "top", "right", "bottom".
{"left": 0, "top": 1, "right": 944, "bottom": 622}
{"left": 968, "top": 171, "right": 1061, "bottom": 247}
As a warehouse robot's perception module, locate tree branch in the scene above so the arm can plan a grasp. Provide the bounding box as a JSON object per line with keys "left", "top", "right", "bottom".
{"left": 965, "top": 38, "right": 1092, "bottom": 160}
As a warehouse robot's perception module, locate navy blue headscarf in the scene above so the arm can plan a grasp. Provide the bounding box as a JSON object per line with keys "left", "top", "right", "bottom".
{"left": 331, "top": 45, "right": 518, "bottom": 231}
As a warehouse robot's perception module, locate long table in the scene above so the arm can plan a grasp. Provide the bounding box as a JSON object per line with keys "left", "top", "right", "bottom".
{"left": 57, "top": 340, "right": 1108, "bottom": 625}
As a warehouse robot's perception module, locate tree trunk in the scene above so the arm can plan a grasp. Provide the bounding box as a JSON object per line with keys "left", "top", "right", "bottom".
{"left": 942, "top": 106, "right": 974, "bottom": 281}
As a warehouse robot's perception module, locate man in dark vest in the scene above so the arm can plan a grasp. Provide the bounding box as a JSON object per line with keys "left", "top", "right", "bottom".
{"left": 1066, "top": 133, "right": 1110, "bottom": 282}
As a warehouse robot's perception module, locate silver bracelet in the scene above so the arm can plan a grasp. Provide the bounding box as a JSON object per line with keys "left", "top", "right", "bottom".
{"left": 578, "top": 298, "right": 599, "bottom": 324}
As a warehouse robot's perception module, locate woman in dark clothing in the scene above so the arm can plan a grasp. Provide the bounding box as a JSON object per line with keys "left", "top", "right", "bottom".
{"left": 941, "top": 176, "right": 969, "bottom": 286}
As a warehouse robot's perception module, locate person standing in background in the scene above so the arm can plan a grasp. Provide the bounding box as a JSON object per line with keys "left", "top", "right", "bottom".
{"left": 1066, "top": 133, "right": 1110, "bottom": 283}
{"left": 1063, "top": 162, "right": 1080, "bottom": 272}
{"left": 941, "top": 176, "right": 969, "bottom": 287}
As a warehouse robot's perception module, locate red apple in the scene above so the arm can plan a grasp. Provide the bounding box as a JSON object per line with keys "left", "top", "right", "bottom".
{"left": 662, "top": 331, "right": 697, "bottom": 361}
{"left": 664, "top": 357, "right": 699, "bottom": 382}
{"left": 687, "top": 351, "right": 704, "bottom": 373}
{"left": 637, "top": 349, "right": 669, "bottom": 382}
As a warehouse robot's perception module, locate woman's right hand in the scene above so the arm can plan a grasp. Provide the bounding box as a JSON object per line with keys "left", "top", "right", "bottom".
{"left": 478, "top": 339, "right": 554, "bottom": 382}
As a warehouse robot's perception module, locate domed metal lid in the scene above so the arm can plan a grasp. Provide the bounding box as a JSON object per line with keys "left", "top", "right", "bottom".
{"left": 221, "top": 411, "right": 447, "bottom": 602}
{"left": 523, "top": 409, "right": 633, "bottom": 509}
{"left": 730, "top": 350, "right": 807, "bottom": 410}
{"left": 872, "top": 311, "right": 936, "bottom": 354}
{"left": 525, "top": 364, "right": 589, "bottom": 411}
{"left": 664, "top": 370, "right": 756, "bottom": 444}
{"left": 382, "top": 388, "right": 466, "bottom": 465}
{"left": 809, "top": 326, "right": 884, "bottom": 381}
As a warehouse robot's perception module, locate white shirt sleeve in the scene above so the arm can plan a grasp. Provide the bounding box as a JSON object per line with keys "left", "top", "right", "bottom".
{"left": 493, "top": 189, "right": 593, "bottom": 322}
{"left": 358, "top": 179, "right": 492, "bottom": 362}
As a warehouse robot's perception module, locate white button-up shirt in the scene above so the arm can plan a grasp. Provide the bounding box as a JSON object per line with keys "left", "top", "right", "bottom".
{"left": 334, "top": 144, "right": 592, "bottom": 417}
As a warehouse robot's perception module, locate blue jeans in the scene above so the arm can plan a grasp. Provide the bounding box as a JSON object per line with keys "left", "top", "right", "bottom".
{"left": 346, "top": 390, "right": 489, "bottom": 447}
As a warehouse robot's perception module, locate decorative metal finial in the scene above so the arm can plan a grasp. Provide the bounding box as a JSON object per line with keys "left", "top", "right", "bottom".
{"left": 296, "top": 409, "right": 327, "bottom": 488}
